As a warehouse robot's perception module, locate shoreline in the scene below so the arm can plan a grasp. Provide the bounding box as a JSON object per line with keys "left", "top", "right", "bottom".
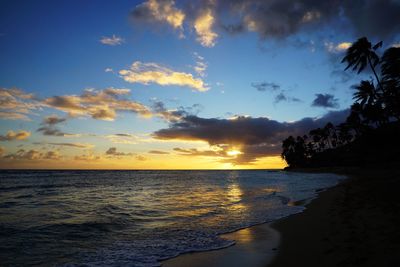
{"left": 162, "top": 222, "right": 280, "bottom": 267}
{"left": 161, "top": 171, "right": 345, "bottom": 267}
{"left": 162, "top": 166, "right": 400, "bottom": 267}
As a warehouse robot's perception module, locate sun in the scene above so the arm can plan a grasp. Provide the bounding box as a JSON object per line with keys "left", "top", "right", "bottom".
{"left": 227, "top": 150, "right": 242, "bottom": 156}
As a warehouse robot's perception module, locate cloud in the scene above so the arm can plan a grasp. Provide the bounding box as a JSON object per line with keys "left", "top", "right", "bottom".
{"left": 34, "top": 142, "right": 94, "bottom": 149}
{"left": 148, "top": 150, "right": 170, "bottom": 154}
{"left": 100, "top": 35, "right": 124, "bottom": 46}
{"left": 119, "top": 61, "right": 209, "bottom": 92}
{"left": 173, "top": 147, "right": 225, "bottom": 157}
{"left": 194, "top": 7, "right": 218, "bottom": 47}
{"left": 74, "top": 152, "right": 101, "bottom": 161}
{"left": 3, "top": 149, "right": 41, "bottom": 160}
{"left": 251, "top": 82, "right": 301, "bottom": 104}
{"left": 136, "top": 155, "right": 148, "bottom": 161}
{"left": 43, "top": 151, "right": 61, "bottom": 160}
{"left": 42, "top": 115, "right": 67, "bottom": 125}
{"left": 312, "top": 93, "right": 339, "bottom": 108}
{"left": 193, "top": 52, "right": 207, "bottom": 77}
{"left": 153, "top": 110, "right": 349, "bottom": 164}
{"left": 2, "top": 149, "right": 60, "bottom": 160}
{"left": 36, "top": 115, "right": 78, "bottom": 137}
{"left": 274, "top": 92, "right": 302, "bottom": 104}
{"left": 131, "top": 0, "right": 400, "bottom": 47}
{"left": 131, "top": 0, "right": 185, "bottom": 34}
{"left": 105, "top": 134, "right": 141, "bottom": 145}
{"left": 325, "top": 41, "right": 352, "bottom": 53}
{"left": 151, "top": 100, "right": 192, "bottom": 122}
{"left": 0, "top": 130, "right": 31, "bottom": 141}
{"left": 43, "top": 88, "right": 152, "bottom": 120}
{"left": 0, "top": 88, "right": 43, "bottom": 121}
{"left": 37, "top": 127, "right": 78, "bottom": 137}
{"left": 342, "top": 0, "right": 400, "bottom": 41}
{"left": 223, "top": 0, "right": 400, "bottom": 42}
{"left": 251, "top": 82, "right": 280, "bottom": 92}
{"left": 105, "top": 147, "right": 134, "bottom": 157}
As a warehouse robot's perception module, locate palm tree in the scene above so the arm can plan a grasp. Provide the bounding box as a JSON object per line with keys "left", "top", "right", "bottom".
{"left": 381, "top": 47, "right": 400, "bottom": 119}
{"left": 281, "top": 136, "right": 296, "bottom": 165}
{"left": 342, "top": 37, "right": 383, "bottom": 90}
{"left": 352, "top": 80, "right": 377, "bottom": 108}
{"left": 346, "top": 103, "right": 363, "bottom": 136}
{"left": 337, "top": 123, "right": 353, "bottom": 145}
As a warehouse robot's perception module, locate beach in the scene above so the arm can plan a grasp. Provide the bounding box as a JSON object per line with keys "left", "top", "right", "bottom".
{"left": 163, "top": 166, "right": 400, "bottom": 267}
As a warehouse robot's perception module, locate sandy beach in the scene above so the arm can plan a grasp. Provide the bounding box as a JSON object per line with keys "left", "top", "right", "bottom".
{"left": 163, "top": 223, "right": 280, "bottom": 267}
{"left": 162, "top": 167, "right": 400, "bottom": 267}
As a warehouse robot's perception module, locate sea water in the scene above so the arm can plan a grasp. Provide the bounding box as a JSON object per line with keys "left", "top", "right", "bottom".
{"left": 0, "top": 170, "right": 344, "bottom": 266}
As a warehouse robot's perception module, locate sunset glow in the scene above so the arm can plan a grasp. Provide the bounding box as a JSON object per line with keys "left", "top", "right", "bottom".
{"left": 1, "top": 0, "right": 398, "bottom": 170}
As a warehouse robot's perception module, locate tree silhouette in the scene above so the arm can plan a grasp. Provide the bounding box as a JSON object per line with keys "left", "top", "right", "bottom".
{"left": 381, "top": 47, "right": 400, "bottom": 119}
{"left": 352, "top": 80, "right": 377, "bottom": 108}
{"left": 281, "top": 37, "right": 400, "bottom": 168}
{"left": 342, "top": 37, "right": 383, "bottom": 90}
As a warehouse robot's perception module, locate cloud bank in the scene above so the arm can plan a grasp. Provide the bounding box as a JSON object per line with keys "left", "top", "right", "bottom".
{"left": 131, "top": 0, "right": 400, "bottom": 47}
{"left": 153, "top": 109, "right": 349, "bottom": 164}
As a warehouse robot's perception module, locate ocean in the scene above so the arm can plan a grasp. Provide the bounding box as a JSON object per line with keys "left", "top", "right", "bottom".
{"left": 0, "top": 170, "right": 344, "bottom": 266}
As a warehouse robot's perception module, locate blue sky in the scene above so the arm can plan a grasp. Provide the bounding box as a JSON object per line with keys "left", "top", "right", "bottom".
{"left": 0, "top": 0, "right": 399, "bottom": 169}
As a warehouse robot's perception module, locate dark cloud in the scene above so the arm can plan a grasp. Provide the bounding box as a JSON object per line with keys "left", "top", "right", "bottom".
{"left": 148, "top": 150, "right": 170, "bottom": 154}
{"left": 274, "top": 92, "right": 302, "bottom": 104}
{"left": 43, "top": 115, "right": 66, "bottom": 125}
{"left": 342, "top": 0, "right": 400, "bottom": 41}
{"left": 36, "top": 115, "right": 77, "bottom": 137}
{"left": 151, "top": 100, "right": 203, "bottom": 122}
{"left": 114, "top": 133, "right": 135, "bottom": 137}
{"left": 0, "top": 130, "right": 30, "bottom": 141}
{"left": 251, "top": 82, "right": 301, "bottom": 104}
{"left": 312, "top": 93, "right": 339, "bottom": 108}
{"left": 136, "top": 155, "right": 148, "bottom": 161}
{"left": 33, "top": 142, "right": 93, "bottom": 148}
{"left": 105, "top": 147, "right": 134, "bottom": 156}
{"left": 153, "top": 109, "right": 349, "bottom": 164}
{"left": 37, "top": 125, "right": 77, "bottom": 137}
{"left": 251, "top": 82, "right": 280, "bottom": 92}
{"left": 2, "top": 149, "right": 60, "bottom": 160}
{"left": 173, "top": 147, "right": 225, "bottom": 157}
{"left": 132, "top": 0, "right": 400, "bottom": 46}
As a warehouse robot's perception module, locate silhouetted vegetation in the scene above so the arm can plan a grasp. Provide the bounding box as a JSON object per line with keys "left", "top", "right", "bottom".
{"left": 282, "top": 37, "right": 400, "bottom": 168}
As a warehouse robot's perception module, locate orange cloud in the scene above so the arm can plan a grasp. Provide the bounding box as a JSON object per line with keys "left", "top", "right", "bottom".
{"left": 119, "top": 62, "right": 209, "bottom": 92}
{"left": 44, "top": 88, "right": 152, "bottom": 120}
{"left": 0, "top": 88, "right": 43, "bottom": 121}
{"left": 0, "top": 130, "right": 31, "bottom": 141}
{"left": 131, "top": 0, "right": 185, "bottom": 34}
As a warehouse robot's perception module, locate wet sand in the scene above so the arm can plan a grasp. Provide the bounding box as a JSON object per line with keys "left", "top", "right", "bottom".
{"left": 162, "top": 223, "right": 280, "bottom": 267}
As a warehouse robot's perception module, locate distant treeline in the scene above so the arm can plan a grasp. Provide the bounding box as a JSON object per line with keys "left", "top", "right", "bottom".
{"left": 282, "top": 37, "right": 400, "bottom": 168}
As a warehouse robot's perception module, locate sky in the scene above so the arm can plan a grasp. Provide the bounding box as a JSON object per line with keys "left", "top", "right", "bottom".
{"left": 0, "top": 0, "right": 399, "bottom": 169}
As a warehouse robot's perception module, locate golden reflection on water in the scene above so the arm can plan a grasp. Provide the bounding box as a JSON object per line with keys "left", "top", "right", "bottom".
{"left": 227, "top": 183, "right": 242, "bottom": 203}
{"left": 166, "top": 171, "right": 250, "bottom": 221}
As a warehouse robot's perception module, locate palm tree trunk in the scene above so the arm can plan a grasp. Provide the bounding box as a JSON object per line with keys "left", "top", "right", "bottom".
{"left": 368, "top": 55, "right": 384, "bottom": 92}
